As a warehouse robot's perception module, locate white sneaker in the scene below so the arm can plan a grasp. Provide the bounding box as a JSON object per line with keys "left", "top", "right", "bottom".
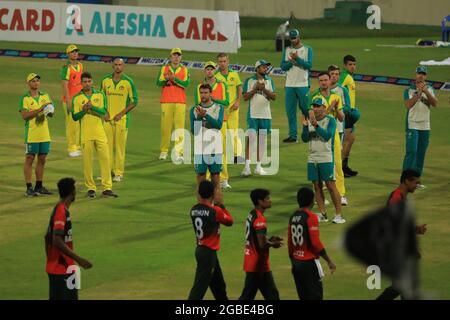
{"left": 220, "top": 180, "right": 232, "bottom": 189}
{"left": 159, "top": 152, "right": 168, "bottom": 160}
{"left": 317, "top": 213, "right": 329, "bottom": 222}
{"left": 254, "top": 167, "right": 268, "bottom": 175}
{"left": 416, "top": 184, "right": 426, "bottom": 190}
{"left": 69, "top": 150, "right": 81, "bottom": 158}
{"left": 332, "top": 215, "right": 346, "bottom": 224}
{"left": 241, "top": 167, "right": 251, "bottom": 176}
{"left": 173, "top": 155, "right": 184, "bottom": 164}
{"left": 341, "top": 197, "right": 348, "bottom": 206}
{"left": 113, "top": 175, "right": 123, "bottom": 182}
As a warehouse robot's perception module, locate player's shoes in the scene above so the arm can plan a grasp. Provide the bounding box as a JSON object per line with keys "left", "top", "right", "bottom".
{"left": 343, "top": 166, "right": 358, "bottom": 177}
{"left": 241, "top": 167, "right": 252, "bottom": 176}
{"left": 254, "top": 167, "right": 268, "bottom": 175}
{"left": 159, "top": 152, "right": 168, "bottom": 160}
{"left": 318, "top": 213, "right": 329, "bottom": 222}
{"left": 87, "top": 190, "right": 96, "bottom": 198}
{"left": 332, "top": 215, "right": 346, "bottom": 224}
{"left": 341, "top": 197, "right": 349, "bottom": 206}
{"left": 220, "top": 180, "right": 232, "bottom": 189}
{"left": 68, "top": 150, "right": 81, "bottom": 158}
{"left": 25, "top": 187, "right": 38, "bottom": 197}
{"left": 283, "top": 137, "right": 298, "bottom": 143}
{"left": 173, "top": 155, "right": 184, "bottom": 164}
{"left": 113, "top": 175, "right": 123, "bottom": 182}
{"left": 35, "top": 186, "right": 53, "bottom": 195}
{"left": 416, "top": 184, "right": 426, "bottom": 190}
{"left": 102, "top": 190, "right": 118, "bottom": 198}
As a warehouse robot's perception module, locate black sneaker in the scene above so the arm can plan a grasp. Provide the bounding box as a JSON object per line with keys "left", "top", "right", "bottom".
{"left": 87, "top": 190, "right": 96, "bottom": 198}
{"left": 343, "top": 166, "right": 358, "bottom": 177}
{"left": 102, "top": 190, "right": 118, "bottom": 198}
{"left": 25, "top": 187, "right": 38, "bottom": 197}
{"left": 35, "top": 186, "right": 53, "bottom": 195}
{"left": 283, "top": 137, "right": 298, "bottom": 143}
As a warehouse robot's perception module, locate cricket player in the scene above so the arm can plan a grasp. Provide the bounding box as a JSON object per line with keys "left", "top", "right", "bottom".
{"left": 402, "top": 66, "right": 438, "bottom": 188}
{"left": 239, "top": 188, "right": 282, "bottom": 300}
{"left": 301, "top": 98, "right": 345, "bottom": 224}
{"left": 101, "top": 58, "right": 138, "bottom": 182}
{"left": 215, "top": 52, "right": 243, "bottom": 163}
{"left": 156, "top": 48, "right": 190, "bottom": 161}
{"left": 20, "top": 73, "right": 54, "bottom": 197}
{"left": 61, "top": 44, "right": 83, "bottom": 157}
{"left": 72, "top": 72, "right": 117, "bottom": 198}
{"left": 45, "top": 178, "right": 93, "bottom": 300}
{"left": 339, "top": 55, "right": 361, "bottom": 177}
{"left": 280, "top": 29, "right": 313, "bottom": 143}
{"left": 241, "top": 60, "right": 276, "bottom": 176}
{"left": 311, "top": 72, "right": 348, "bottom": 206}
{"left": 188, "top": 180, "right": 234, "bottom": 300}
{"left": 288, "top": 187, "right": 336, "bottom": 300}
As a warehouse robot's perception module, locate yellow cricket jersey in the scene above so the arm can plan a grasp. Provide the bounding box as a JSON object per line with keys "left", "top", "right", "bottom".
{"left": 71, "top": 89, "right": 108, "bottom": 142}
{"left": 215, "top": 69, "right": 242, "bottom": 108}
{"left": 101, "top": 74, "right": 138, "bottom": 128}
{"left": 19, "top": 91, "right": 52, "bottom": 143}
{"left": 310, "top": 90, "right": 343, "bottom": 120}
{"left": 339, "top": 70, "right": 356, "bottom": 108}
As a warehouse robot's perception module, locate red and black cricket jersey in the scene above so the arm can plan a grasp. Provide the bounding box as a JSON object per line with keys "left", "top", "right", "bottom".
{"left": 387, "top": 187, "right": 405, "bottom": 206}
{"left": 288, "top": 208, "right": 326, "bottom": 261}
{"left": 190, "top": 203, "right": 233, "bottom": 251}
{"left": 243, "top": 209, "right": 270, "bottom": 272}
{"left": 45, "top": 202, "right": 75, "bottom": 275}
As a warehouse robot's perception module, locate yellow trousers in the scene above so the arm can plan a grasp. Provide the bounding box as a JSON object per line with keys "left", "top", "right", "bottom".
{"left": 334, "top": 131, "right": 346, "bottom": 197}
{"left": 226, "top": 108, "right": 242, "bottom": 157}
{"left": 63, "top": 103, "right": 81, "bottom": 153}
{"left": 82, "top": 139, "right": 112, "bottom": 191}
{"left": 160, "top": 103, "right": 185, "bottom": 155}
{"left": 206, "top": 121, "right": 228, "bottom": 182}
{"left": 104, "top": 121, "right": 128, "bottom": 177}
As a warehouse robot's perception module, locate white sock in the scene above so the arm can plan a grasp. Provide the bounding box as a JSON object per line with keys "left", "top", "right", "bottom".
{"left": 256, "top": 161, "right": 261, "bottom": 169}
{"left": 245, "top": 160, "right": 251, "bottom": 168}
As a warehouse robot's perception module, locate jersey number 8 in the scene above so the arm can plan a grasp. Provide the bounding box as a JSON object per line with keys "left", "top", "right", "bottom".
{"left": 291, "top": 224, "right": 304, "bottom": 246}
{"left": 194, "top": 217, "right": 204, "bottom": 240}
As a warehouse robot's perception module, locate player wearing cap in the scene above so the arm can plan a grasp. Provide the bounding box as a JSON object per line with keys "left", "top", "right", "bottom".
{"left": 301, "top": 98, "right": 345, "bottom": 224}
{"left": 195, "top": 61, "right": 231, "bottom": 189}
{"left": 339, "top": 55, "right": 361, "bottom": 177}
{"left": 156, "top": 48, "right": 190, "bottom": 161}
{"left": 72, "top": 72, "right": 117, "bottom": 198}
{"left": 215, "top": 53, "right": 243, "bottom": 164}
{"left": 288, "top": 187, "right": 336, "bottom": 300}
{"left": 311, "top": 72, "right": 348, "bottom": 206}
{"left": 402, "top": 66, "right": 438, "bottom": 188}
{"left": 241, "top": 60, "right": 276, "bottom": 176}
{"left": 19, "top": 73, "right": 54, "bottom": 197}
{"left": 101, "top": 58, "right": 138, "bottom": 182}
{"left": 61, "top": 44, "right": 83, "bottom": 157}
{"left": 280, "top": 29, "right": 313, "bottom": 143}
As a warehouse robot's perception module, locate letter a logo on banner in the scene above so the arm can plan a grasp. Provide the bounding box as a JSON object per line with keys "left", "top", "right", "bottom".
{"left": 66, "top": 4, "right": 84, "bottom": 36}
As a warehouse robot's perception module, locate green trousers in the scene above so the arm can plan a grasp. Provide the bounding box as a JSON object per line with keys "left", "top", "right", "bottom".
{"left": 285, "top": 86, "right": 310, "bottom": 140}
{"left": 402, "top": 129, "right": 430, "bottom": 175}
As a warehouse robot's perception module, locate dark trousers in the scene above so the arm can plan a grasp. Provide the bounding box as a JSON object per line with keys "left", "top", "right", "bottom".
{"left": 188, "top": 246, "right": 228, "bottom": 300}
{"left": 291, "top": 259, "right": 323, "bottom": 300}
{"left": 376, "top": 284, "right": 402, "bottom": 300}
{"left": 239, "top": 271, "right": 280, "bottom": 300}
{"left": 48, "top": 273, "right": 78, "bottom": 300}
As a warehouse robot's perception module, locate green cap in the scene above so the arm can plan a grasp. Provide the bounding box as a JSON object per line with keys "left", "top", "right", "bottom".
{"left": 415, "top": 66, "right": 427, "bottom": 74}
{"left": 289, "top": 29, "right": 300, "bottom": 39}
{"left": 311, "top": 97, "right": 325, "bottom": 106}
{"left": 255, "top": 59, "right": 271, "bottom": 69}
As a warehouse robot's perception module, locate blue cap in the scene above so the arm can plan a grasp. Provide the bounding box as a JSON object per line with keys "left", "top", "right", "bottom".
{"left": 289, "top": 29, "right": 300, "bottom": 39}
{"left": 311, "top": 97, "right": 325, "bottom": 106}
{"left": 255, "top": 59, "right": 271, "bottom": 69}
{"left": 416, "top": 66, "right": 427, "bottom": 74}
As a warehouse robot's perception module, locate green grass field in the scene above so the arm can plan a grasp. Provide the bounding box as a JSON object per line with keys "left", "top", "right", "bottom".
{"left": 0, "top": 35, "right": 449, "bottom": 300}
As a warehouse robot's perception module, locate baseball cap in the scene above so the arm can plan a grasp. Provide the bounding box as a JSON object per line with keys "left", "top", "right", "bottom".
{"left": 26, "top": 73, "right": 40, "bottom": 82}
{"left": 170, "top": 47, "right": 182, "bottom": 55}
{"left": 204, "top": 61, "right": 217, "bottom": 69}
{"left": 289, "top": 29, "right": 300, "bottom": 39}
{"left": 311, "top": 97, "right": 325, "bottom": 106}
{"left": 66, "top": 44, "right": 79, "bottom": 54}
{"left": 415, "top": 66, "right": 427, "bottom": 74}
{"left": 255, "top": 59, "right": 271, "bottom": 69}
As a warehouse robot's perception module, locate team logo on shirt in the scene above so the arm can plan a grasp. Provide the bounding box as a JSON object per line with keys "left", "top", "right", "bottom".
{"left": 93, "top": 98, "right": 100, "bottom": 103}
{"left": 119, "top": 86, "right": 124, "bottom": 90}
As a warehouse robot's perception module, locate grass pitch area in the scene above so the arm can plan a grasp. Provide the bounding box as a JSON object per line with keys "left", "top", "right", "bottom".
{"left": 0, "top": 36, "right": 449, "bottom": 299}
